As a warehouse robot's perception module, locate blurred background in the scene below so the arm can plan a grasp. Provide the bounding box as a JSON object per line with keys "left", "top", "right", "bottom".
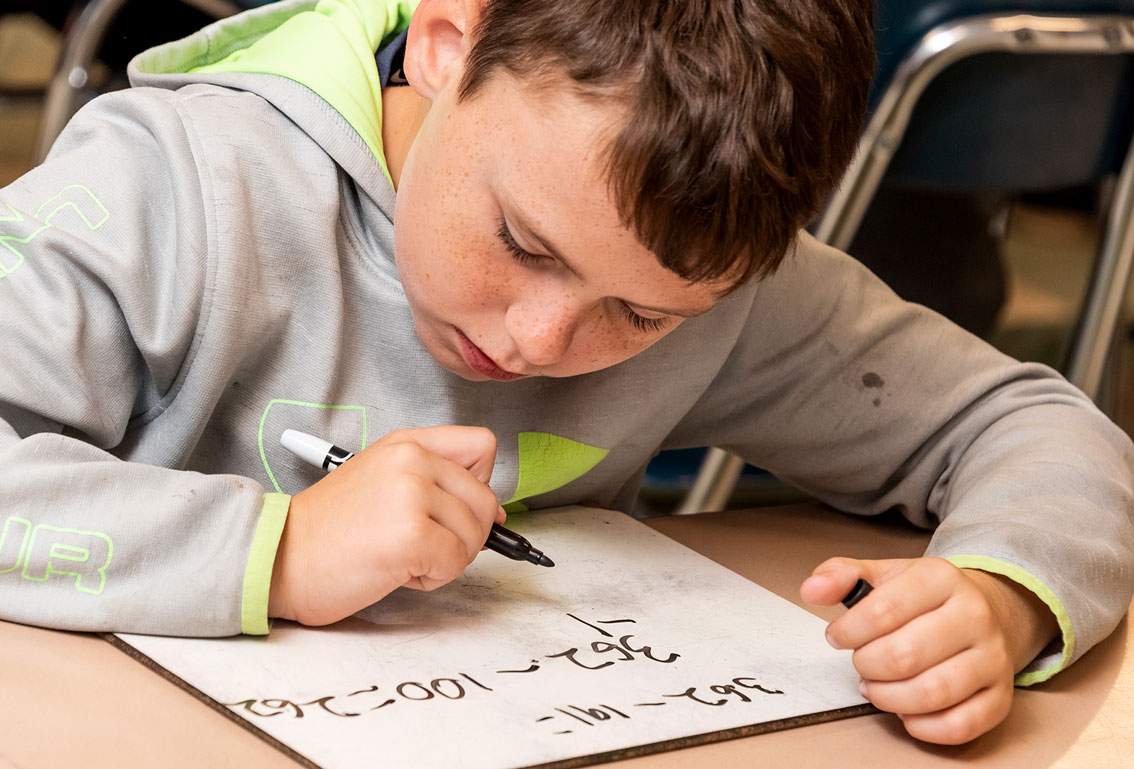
{"left": 1, "top": 5, "right": 1132, "bottom": 516}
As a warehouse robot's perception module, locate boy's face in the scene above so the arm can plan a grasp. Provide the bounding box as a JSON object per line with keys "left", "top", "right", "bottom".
{"left": 392, "top": 72, "right": 724, "bottom": 381}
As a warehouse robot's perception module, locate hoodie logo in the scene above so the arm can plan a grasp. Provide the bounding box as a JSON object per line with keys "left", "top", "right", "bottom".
{"left": 0, "top": 515, "right": 114, "bottom": 595}
{"left": 0, "top": 185, "right": 110, "bottom": 279}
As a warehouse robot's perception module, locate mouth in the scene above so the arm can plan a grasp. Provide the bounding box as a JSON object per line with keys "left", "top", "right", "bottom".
{"left": 455, "top": 329, "right": 526, "bottom": 381}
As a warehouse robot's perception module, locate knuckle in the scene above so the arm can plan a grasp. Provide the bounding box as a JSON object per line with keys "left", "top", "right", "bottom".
{"left": 938, "top": 708, "right": 981, "bottom": 744}
{"left": 913, "top": 671, "right": 955, "bottom": 712}
{"left": 471, "top": 425, "right": 497, "bottom": 450}
{"left": 886, "top": 638, "right": 921, "bottom": 678}
{"left": 386, "top": 441, "right": 428, "bottom": 469}
{"left": 399, "top": 514, "right": 433, "bottom": 543}
{"left": 478, "top": 487, "right": 502, "bottom": 516}
{"left": 863, "top": 594, "right": 902, "bottom": 631}
{"left": 382, "top": 427, "right": 414, "bottom": 444}
{"left": 924, "top": 556, "right": 956, "bottom": 577}
{"left": 957, "top": 593, "right": 995, "bottom": 628}
{"left": 436, "top": 555, "right": 467, "bottom": 583}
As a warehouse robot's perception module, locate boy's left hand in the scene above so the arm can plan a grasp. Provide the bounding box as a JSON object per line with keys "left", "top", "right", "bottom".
{"left": 801, "top": 556, "right": 1058, "bottom": 745}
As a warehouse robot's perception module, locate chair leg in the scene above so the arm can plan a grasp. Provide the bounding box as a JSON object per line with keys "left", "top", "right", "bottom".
{"left": 32, "top": 0, "right": 131, "bottom": 164}
{"left": 1064, "top": 131, "right": 1134, "bottom": 404}
{"left": 674, "top": 448, "right": 746, "bottom": 515}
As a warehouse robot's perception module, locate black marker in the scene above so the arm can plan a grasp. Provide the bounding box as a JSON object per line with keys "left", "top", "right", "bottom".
{"left": 280, "top": 429, "right": 554, "bottom": 567}
{"left": 841, "top": 578, "right": 873, "bottom": 608}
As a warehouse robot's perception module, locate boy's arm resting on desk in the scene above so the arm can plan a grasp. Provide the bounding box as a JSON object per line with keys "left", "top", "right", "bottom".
{"left": 666, "top": 233, "right": 1134, "bottom": 676}
{"left": 0, "top": 89, "right": 284, "bottom": 636}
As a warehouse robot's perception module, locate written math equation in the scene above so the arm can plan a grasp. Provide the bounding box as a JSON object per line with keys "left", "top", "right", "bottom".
{"left": 225, "top": 612, "right": 786, "bottom": 733}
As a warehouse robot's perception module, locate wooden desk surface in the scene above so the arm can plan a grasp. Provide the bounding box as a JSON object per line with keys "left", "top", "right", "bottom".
{"left": 0, "top": 503, "right": 1129, "bottom": 769}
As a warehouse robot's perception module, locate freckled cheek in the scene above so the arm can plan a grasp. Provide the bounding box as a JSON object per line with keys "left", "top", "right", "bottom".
{"left": 568, "top": 321, "right": 652, "bottom": 372}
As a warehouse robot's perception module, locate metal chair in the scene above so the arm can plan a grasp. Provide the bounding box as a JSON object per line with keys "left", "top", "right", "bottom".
{"left": 29, "top": 0, "right": 269, "bottom": 164}
{"left": 678, "top": 5, "right": 1134, "bottom": 515}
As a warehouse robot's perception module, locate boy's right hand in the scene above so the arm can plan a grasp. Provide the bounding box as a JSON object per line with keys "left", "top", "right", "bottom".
{"left": 267, "top": 426, "right": 505, "bottom": 626}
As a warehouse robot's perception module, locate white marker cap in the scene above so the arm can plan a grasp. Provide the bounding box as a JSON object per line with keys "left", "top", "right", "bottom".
{"left": 280, "top": 429, "right": 336, "bottom": 469}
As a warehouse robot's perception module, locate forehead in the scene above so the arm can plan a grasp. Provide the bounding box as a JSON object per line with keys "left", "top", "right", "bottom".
{"left": 456, "top": 74, "right": 725, "bottom": 309}
{"left": 471, "top": 71, "right": 622, "bottom": 211}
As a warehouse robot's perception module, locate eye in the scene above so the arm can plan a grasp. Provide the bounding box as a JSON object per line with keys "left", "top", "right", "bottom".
{"left": 497, "top": 215, "right": 547, "bottom": 267}
{"left": 617, "top": 301, "right": 672, "bottom": 334}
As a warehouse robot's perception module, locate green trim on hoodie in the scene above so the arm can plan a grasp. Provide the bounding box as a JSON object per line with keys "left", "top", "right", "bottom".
{"left": 191, "top": 0, "right": 417, "bottom": 185}
{"left": 241, "top": 492, "right": 290, "bottom": 635}
{"left": 946, "top": 554, "right": 1074, "bottom": 686}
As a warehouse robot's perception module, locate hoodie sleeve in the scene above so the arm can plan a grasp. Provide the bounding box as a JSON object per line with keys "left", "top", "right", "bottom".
{"left": 667, "top": 233, "right": 1134, "bottom": 681}
{"left": 0, "top": 88, "right": 286, "bottom": 636}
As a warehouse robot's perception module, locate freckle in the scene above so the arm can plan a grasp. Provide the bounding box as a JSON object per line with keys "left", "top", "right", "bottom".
{"left": 862, "top": 372, "right": 884, "bottom": 389}
{"left": 873, "top": 398, "right": 881, "bottom": 407}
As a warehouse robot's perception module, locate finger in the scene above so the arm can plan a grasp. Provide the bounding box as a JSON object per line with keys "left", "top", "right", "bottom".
{"left": 371, "top": 438, "right": 500, "bottom": 541}
{"left": 800, "top": 558, "right": 862, "bottom": 606}
{"left": 897, "top": 680, "right": 1014, "bottom": 745}
{"left": 387, "top": 426, "right": 498, "bottom": 483}
{"left": 801, "top": 557, "right": 911, "bottom": 607}
{"left": 423, "top": 458, "right": 501, "bottom": 539}
{"left": 861, "top": 647, "right": 996, "bottom": 715}
{"left": 418, "top": 485, "right": 490, "bottom": 562}
{"left": 827, "top": 559, "right": 959, "bottom": 650}
{"left": 392, "top": 510, "right": 474, "bottom": 587}
{"left": 851, "top": 598, "right": 979, "bottom": 680}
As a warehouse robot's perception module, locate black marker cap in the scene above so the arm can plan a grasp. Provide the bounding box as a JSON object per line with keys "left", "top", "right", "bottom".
{"left": 841, "top": 578, "right": 873, "bottom": 609}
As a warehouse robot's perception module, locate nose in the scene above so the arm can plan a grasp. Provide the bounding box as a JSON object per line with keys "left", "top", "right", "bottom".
{"left": 506, "top": 294, "right": 585, "bottom": 368}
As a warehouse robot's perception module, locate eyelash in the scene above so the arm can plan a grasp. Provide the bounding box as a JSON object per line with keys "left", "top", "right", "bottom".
{"left": 497, "top": 216, "right": 546, "bottom": 267}
{"left": 617, "top": 302, "right": 671, "bottom": 333}
{"left": 495, "top": 215, "right": 671, "bottom": 335}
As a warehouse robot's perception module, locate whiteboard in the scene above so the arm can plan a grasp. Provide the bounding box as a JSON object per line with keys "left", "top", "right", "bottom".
{"left": 116, "top": 506, "right": 868, "bottom": 769}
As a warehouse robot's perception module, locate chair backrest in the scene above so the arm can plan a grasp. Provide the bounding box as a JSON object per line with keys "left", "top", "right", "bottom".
{"left": 874, "top": 0, "right": 1134, "bottom": 190}
{"left": 681, "top": 2, "right": 1134, "bottom": 515}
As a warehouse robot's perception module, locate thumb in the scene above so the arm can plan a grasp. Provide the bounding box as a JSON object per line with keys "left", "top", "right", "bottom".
{"left": 800, "top": 557, "right": 914, "bottom": 607}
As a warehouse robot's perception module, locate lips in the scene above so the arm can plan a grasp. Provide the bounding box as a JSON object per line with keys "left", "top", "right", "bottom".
{"left": 456, "top": 329, "right": 525, "bottom": 381}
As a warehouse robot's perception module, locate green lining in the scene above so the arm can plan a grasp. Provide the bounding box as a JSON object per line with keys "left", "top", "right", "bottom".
{"left": 257, "top": 399, "right": 368, "bottom": 492}
{"left": 190, "top": 0, "right": 417, "bottom": 187}
{"left": 946, "top": 554, "right": 1074, "bottom": 686}
{"left": 241, "top": 492, "right": 290, "bottom": 635}
{"left": 504, "top": 432, "right": 609, "bottom": 506}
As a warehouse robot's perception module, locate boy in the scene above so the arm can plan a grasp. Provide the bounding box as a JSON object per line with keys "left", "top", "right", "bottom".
{"left": 0, "top": 0, "right": 1131, "bottom": 747}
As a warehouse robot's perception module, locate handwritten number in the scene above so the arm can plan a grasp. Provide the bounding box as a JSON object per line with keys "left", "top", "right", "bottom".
{"left": 618, "top": 634, "right": 680, "bottom": 664}
{"left": 733, "top": 677, "right": 784, "bottom": 695}
{"left": 460, "top": 673, "right": 494, "bottom": 691}
{"left": 546, "top": 647, "right": 615, "bottom": 670}
{"left": 396, "top": 682, "right": 435, "bottom": 701}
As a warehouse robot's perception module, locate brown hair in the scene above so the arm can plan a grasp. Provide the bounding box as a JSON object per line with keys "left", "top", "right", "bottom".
{"left": 459, "top": 0, "right": 875, "bottom": 289}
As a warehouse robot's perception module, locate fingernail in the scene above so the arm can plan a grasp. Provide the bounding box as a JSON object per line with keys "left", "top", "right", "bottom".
{"left": 825, "top": 629, "right": 842, "bottom": 650}
{"left": 858, "top": 678, "right": 868, "bottom": 697}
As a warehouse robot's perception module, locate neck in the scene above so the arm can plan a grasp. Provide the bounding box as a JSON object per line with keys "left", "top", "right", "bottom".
{"left": 381, "top": 86, "right": 431, "bottom": 190}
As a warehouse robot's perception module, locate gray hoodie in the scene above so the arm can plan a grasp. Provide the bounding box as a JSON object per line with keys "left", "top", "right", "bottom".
{"left": 0, "top": 0, "right": 1130, "bottom": 685}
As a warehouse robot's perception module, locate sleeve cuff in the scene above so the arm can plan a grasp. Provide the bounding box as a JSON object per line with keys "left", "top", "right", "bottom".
{"left": 240, "top": 492, "right": 290, "bottom": 635}
{"left": 945, "top": 554, "right": 1075, "bottom": 686}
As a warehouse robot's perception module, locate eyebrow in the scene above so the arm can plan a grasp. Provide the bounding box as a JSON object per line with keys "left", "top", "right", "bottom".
{"left": 505, "top": 207, "right": 715, "bottom": 319}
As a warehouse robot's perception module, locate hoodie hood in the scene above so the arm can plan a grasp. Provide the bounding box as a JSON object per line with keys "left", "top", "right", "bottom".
{"left": 130, "top": 0, "right": 417, "bottom": 186}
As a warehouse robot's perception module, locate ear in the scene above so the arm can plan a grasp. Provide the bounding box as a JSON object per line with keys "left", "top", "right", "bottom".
{"left": 403, "top": 0, "right": 483, "bottom": 100}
